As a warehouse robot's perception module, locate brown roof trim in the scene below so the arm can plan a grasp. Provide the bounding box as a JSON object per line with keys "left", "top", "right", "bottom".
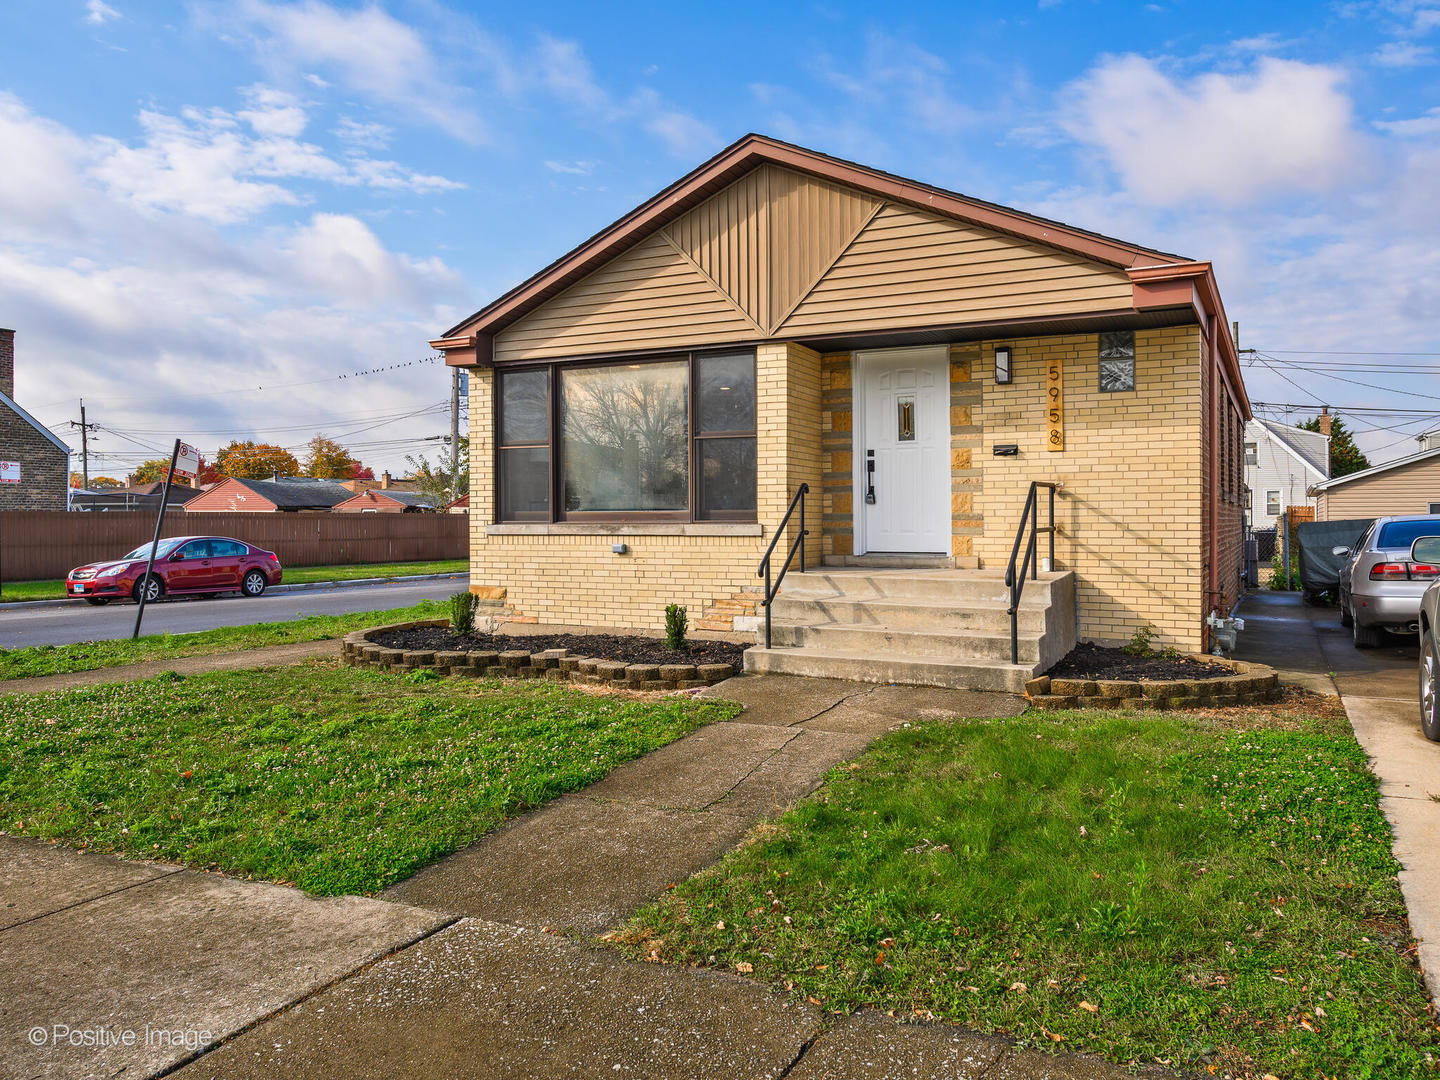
{"left": 439, "top": 133, "right": 1191, "bottom": 342}
{"left": 1129, "top": 261, "right": 1249, "bottom": 418}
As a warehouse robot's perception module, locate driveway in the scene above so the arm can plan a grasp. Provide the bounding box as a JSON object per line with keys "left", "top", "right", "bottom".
{"left": 1236, "top": 590, "right": 1440, "bottom": 1000}
{"left": 0, "top": 579, "right": 458, "bottom": 649}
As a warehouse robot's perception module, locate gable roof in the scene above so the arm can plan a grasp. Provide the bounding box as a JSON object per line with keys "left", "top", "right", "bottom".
{"left": 335, "top": 489, "right": 437, "bottom": 510}
{"left": 1312, "top": 445, "right": 1440, "bottom": 491}
{"left": 196, "top": 476, "right": 353, "bottom": 509}
{"left": 0, "top": 389, "right": 72, "bottom": 457}
{"left": 1256, "top": 419, "right": 1329, "bottom": 479}
{"left": 436, "top": 133, "right": 1190, "bottom": 346}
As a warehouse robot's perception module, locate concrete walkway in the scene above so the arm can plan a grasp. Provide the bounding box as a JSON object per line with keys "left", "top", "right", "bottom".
{"left": 4, "top": 673, "right": 1156, "bottom": 1079}
{"left": 0, "top": 639, "right": 340, "bottom": 695}
{"left": 1235, "top": 590, "right": 1440, "bottom": 1001}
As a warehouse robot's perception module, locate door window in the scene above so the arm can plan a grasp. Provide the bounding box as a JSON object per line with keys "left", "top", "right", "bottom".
{"left": 176, "top": 540, "right": 211, "bottom": 560}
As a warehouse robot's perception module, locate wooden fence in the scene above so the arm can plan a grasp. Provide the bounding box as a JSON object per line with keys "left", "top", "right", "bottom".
{"left": 0, "top": 511, "right": 468, "bottom": 581}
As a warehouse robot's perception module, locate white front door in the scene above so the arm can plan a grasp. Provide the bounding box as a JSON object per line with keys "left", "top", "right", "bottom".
{"left": 855, "top": 346, "right": 951, "bottom": 554}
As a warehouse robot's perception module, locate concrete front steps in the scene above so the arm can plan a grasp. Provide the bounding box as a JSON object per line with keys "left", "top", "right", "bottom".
{"left": 743, "top": 567, "right": 1076, "bottom": 693}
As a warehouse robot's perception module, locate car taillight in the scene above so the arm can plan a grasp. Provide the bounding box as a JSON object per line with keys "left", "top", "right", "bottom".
{"left": 266, "top": 553, "right": 279, "bottom": 563}
{"left": 1370, "top": 563, "right": 1410, "bottom": 580}
{"left": 1412, "top": 563, "right": 1440, "bottom": 579}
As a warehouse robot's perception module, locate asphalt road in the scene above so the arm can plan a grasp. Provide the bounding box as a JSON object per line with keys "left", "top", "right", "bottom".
{"left": 0, "top": 579, "right": 460, "bottom": 649}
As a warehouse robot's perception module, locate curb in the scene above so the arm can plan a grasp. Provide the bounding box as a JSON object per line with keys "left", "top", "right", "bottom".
{"left": 0, "top": 573, "right": 468, "bottom": 613}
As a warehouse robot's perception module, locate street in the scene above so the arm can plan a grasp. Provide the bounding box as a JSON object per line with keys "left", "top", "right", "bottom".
{"left": 0, "top": 579, "right": 462, "bottom": 649}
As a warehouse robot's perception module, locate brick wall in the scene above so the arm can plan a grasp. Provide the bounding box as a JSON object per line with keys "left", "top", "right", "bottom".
{"left": 819, "top": 352, "right": 853, "bottom": 558}
{"left": 973, "top": 326, "right": 1206, "bottom": 652}
{"left": 0, "top": 329, "right": 13, "bottom": 399}
{"left": 465, "top": 344, "right": 819, "bottom": 632}
{"left": 949, "top": 344, "right": 984, "bottom": 564}
{"left": 0, "top": 405, "right": 68, "bottom": 511}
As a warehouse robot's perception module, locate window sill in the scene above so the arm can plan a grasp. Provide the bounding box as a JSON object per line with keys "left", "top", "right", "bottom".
{"left": 486, "top": 522, "right": 763, "bottom": 537}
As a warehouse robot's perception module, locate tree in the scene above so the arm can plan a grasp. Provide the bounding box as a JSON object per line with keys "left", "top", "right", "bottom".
{"left": 349, "top": 461, "right": 375, "bottom": 481}
{"left": 90, "top": 476, "right": 123, "bottom": 490}
{"left": 1297, "top": 415, "right": 1370, "bottom": 478}
{"left": 69, "top": 472, "right": 84, "bottom": 488}
{"left": 132, "top": 458, "right": 173, "bottom": 484}
{"left": 406, "top": 436, "right": 468, "bottom": 503}
{"left": 303, "top": 435, "right": 362, "bottom": 479}
{"left": 216, "top": 440, "right": 301, "bottom": 479}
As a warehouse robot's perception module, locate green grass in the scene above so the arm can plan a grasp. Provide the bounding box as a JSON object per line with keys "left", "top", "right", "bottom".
{"left": 0, "top": 665, "right": 737, "bottom": 895}
{"left": 620, "top": 707, "right": 1437, "bottom": 1079}
{"left": 0, "top": 559, "right": 466, "bottom": 603}
{"left": 0, "top": 601, "right": 445, "bottom": 681}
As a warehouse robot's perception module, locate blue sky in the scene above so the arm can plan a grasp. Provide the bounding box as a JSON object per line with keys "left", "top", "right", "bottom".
{"left": 3, "top": 0, "right": 1440, "bottom": 476}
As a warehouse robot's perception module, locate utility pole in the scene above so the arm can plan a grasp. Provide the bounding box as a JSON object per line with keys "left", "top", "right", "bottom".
{"left": 450, "top": 365, "right": 461, "bottom": 500}
{"left": 70, "top": 400, "right": 98, "bottom": 488}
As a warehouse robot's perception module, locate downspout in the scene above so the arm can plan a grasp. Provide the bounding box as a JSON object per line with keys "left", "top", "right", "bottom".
{"left": 1206, "top": 316, "right": 1220, "bottom": 642}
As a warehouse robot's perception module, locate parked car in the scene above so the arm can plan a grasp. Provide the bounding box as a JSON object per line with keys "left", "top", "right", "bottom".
{"left": 1335, "top": 514, "right": 1440, "bottom": 648}
{"left": 1415, "top": 536, "right": 1440, "bottom": 741}
{"left": 65, "top": 536, "right": 283, "bottom": 605}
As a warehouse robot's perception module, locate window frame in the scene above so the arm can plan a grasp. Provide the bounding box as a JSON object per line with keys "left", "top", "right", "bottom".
{"left": 494, "top": 349, "right": 759, "bottom": 525}
{"left": 1266, "top": 490, "right": 1282, "bottom": 517}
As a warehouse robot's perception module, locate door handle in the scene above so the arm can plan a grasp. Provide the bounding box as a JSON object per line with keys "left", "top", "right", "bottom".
{"left": 865, "top": 450, "right": 876, "bottom": 504}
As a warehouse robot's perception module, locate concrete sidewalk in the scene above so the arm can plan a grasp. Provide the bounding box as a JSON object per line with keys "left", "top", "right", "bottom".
{"left": 1236, "top": 590, "right": 1440, "bottom": 1001}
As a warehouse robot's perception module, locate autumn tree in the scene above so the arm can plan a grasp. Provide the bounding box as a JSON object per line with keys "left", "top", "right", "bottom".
{"left": 216, "top": 440, "right": 301, "bottom": 479}
{"left": 132, "top": 458, "right": 173, "bottom": 484}
{"left": 406, "top": 436, "right": 468, "bottom": 502}
{"left": 1296, "top": 415, "right": 1370, "bottom": 479}
{"left": 90, "top": 476, "right": 123, "bottom": 489}
{"left": 303, "top": 435, "right": 361, "bottom": 479}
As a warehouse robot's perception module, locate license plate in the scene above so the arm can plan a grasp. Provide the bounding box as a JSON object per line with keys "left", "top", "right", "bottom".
{"left": 71, "top": 584, "right": 83, "bottom": 593}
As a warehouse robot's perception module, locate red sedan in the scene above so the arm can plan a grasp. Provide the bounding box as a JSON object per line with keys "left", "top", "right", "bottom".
{"left": 66, "top": 536, "right": 284, "bottom": 605}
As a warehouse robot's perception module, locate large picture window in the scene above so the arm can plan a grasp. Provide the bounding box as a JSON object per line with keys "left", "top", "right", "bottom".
{"left": 495, "top": 350, "right": 757, "bottom": 523}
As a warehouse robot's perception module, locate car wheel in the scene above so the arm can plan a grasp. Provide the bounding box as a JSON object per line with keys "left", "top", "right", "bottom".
{"left": 1421, "top": 629, "right": 1440, "bottom": 742}
{"left": 1353, "top": 616, "right": 1383, "bottom": 649}
{"left": 1340, "top": 599, "right": 1353, "bottom": 628}
{"left": 132, "top": 575, "right": 163, "bottom": 604}
{"left": 242, "top": 570, "right": 268, "bottom": 597}
{"left": 84, "top": 597, "right": 110, "bottom": 606}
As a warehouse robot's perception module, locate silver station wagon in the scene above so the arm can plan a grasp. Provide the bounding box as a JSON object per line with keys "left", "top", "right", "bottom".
{"left": 1336, "top": 514, "right": 1440, "bottom": 648}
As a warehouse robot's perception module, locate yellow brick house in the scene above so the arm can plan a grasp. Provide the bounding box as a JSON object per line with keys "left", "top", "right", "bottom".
{"left": 431, "top": 135, "right": 1250, "bottom": 689}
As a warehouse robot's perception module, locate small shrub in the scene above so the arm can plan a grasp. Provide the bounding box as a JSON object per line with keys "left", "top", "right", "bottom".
{"left": 665, "top": 604, "right": 689, "bottom": 651}
{"left": 449, "top": 590, "right": 480, "bottom": 637}
{"left": 1123, "top": 624, "right": 1158, "bottom": 657}
{"left": 404, "top": 667, "right": 439, "bottom": 685}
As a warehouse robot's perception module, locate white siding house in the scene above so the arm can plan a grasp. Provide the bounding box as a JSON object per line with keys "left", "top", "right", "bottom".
{"left": 1244, "top": 419, "right": 1329, "bottom": 529}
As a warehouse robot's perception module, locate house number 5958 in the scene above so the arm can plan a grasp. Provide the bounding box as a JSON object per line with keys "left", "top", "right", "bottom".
{"left": 1046, "top": 360, "right": 1064, "bottom": 451}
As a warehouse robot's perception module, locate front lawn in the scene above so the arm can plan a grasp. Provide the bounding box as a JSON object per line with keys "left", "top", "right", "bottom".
{"left": 0, "top": 600, "right": 445, "bottom": 681}
{"left": 0, "top": 559, "right": 465, "bottom": 603}
{"left": 620, "top": 704, "right": 1437, "bottom": 1079}
{"left": 0, "top": 665, "right": 737, "bottom": 894}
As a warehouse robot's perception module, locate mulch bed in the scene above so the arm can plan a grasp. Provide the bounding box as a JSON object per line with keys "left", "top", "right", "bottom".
{"left": 373, "top": 627, "right": 747, "bottom": 673}
{"left": 1048, "top": 642, "right": 1235, "bottom": 681}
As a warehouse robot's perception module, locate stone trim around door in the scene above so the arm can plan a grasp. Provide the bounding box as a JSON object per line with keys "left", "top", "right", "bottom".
{"left": 819, "top": 352, "right": 854, "bottom": 559}
{"left": 949, "top": 344, "right": 983, "bottom": 566}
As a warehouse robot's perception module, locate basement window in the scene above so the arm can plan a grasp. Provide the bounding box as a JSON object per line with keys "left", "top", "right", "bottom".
{"left": 1097, "top": 331, "right": 1136, "bottom": 393}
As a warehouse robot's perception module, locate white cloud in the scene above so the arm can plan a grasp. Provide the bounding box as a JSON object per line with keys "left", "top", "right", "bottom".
{"left": 0, "top": 92, "right": 465, "bottom": 472}
{"left": 1059, "top": 55, "right": 1365, "bottom": 205}
{"left": 237, "top": 84, "right": 308, "bottom": 138}
{"left": 1374, "top": 40, "right": 1434, "bottom": 65}
{"left": 214, "top": 0, "right": 485, "bottom": 143}
{"left": 816, "top": 32, "right": 983, "bottom": 136}
{"left": 85, "top": 0, "right": 120, "bottom": 26}
{"left": 333, "top": 116, "right": 391, "bottom": 150}
{"left": 1375, "top": 105, "right": 1440, "bottom": 135}
{"left": 544, "top": 159, "right": 595, "bottom": 175}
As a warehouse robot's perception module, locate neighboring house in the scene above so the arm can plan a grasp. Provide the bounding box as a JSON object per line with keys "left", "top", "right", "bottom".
{"left": 70, "top": 482, "right": 202, "bottom": 512}
{"left": 430, "top": 134, "right": 1250, "bottom": 658}
{"left": 1244, "top": 418, "right": 1329, "bottom": 529}
{"left": 337, "top": 471, "right": 419, "bottom": 494}
{"left": 0, "top": 328, "right": 71, "bottom": 511}
{"left": 1311, "top": 446, "right": 1440, "bottom": 520}
{"left": 443, "top": 493, "right": 470, "bottom": 514}
{"left": 184, "top": 476, "right": 352, "bottom": 513}
{"left": 332, "top": 489, "right": 436, "bottom": 513}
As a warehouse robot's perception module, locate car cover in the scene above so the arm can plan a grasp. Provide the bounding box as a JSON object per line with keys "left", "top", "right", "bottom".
{"left": 1295, "top": 518, "right": 1372, "bottom": 592}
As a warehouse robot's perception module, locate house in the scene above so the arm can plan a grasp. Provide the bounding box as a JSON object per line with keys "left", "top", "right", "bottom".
{"left": 429, "top": 134, "right": 1249, "bottom": 679}
{"left": 1311, "top": 446, "right": 1440, "bottom": 519}
{"left": 0, "top": 329, "right": 72, "bottom": 511}
{"left": 1244, "top": 417, "right": 1329, "bottom": 529}
{"left": 183, "top": 476, "right": 353, "bottom": 513}
{"left": 332, "top": 489, "right": 437, "bottom": 513}
{"left": 443, "top": 493, "right": 470, "bottom": 514}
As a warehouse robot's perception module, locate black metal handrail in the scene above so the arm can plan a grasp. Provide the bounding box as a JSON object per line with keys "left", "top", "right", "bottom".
{"left": 1004, "top": 481, "right": 1059, "bottom": 664}
{"left": 758, "top": 483, "right": 810, "bottom": 648}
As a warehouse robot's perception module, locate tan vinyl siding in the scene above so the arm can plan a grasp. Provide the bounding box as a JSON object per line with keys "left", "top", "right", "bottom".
{"left": 493, "top": 233, "right": 760, "bottom": 362}
{"left": 1316, "top": 456, "right": 1440, "bottom": 519}
{"left": 777, "top": 204, "right": 1134, "bottom": 335}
